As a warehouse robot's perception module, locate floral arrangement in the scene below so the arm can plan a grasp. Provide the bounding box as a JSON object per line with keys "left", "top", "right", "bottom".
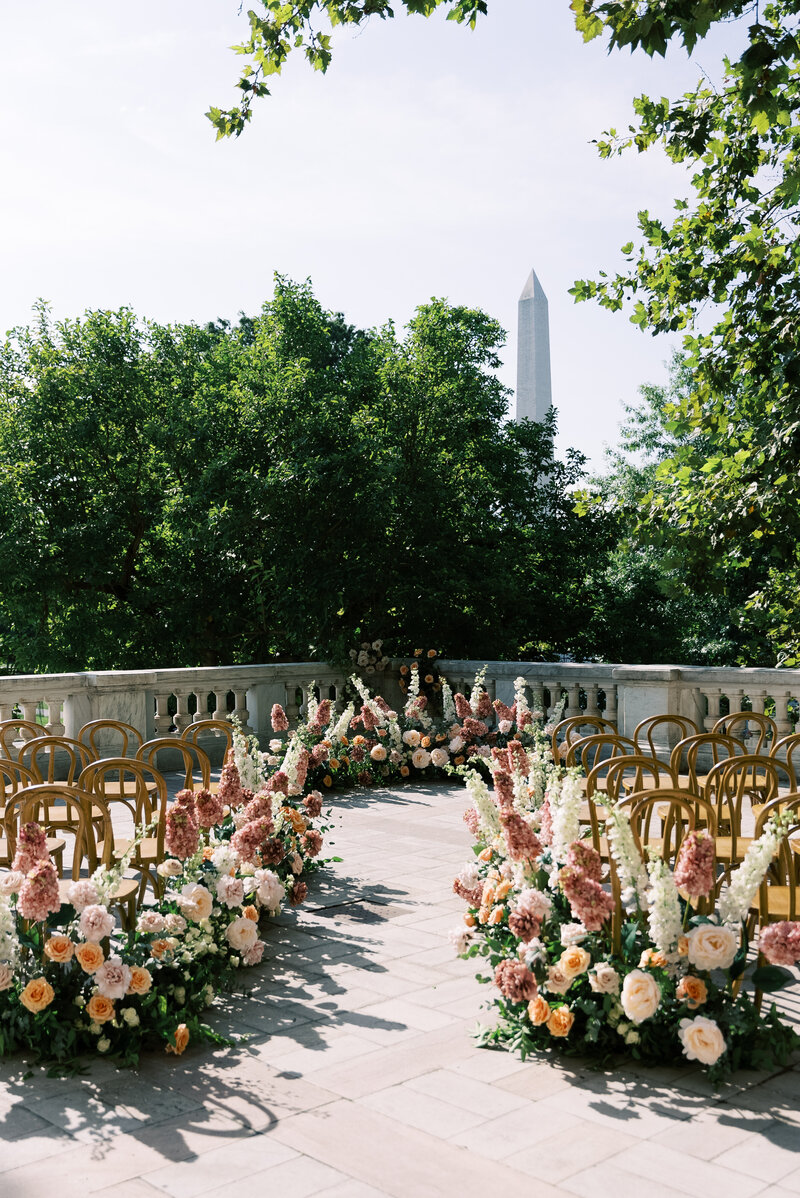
{"left": 348, "top": 639, "right": 391, "bottom": 675}
{"left": 451, "top": 737, "right": 800, "bottom": 1081}
{"left": 398, "top": 648, "right": 443, "bottom": 701}
{"left": 0, "top": 725, "right": 331, "bottom": 1067}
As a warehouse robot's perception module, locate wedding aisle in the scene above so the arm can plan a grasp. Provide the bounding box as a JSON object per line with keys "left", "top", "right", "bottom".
{"left": 0, "top": 782, "right": 798, "bottom": 1198}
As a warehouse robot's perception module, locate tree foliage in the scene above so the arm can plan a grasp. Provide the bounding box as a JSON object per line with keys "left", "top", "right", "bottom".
{"left": 0, "top": 280, "right": 609, "bottom": 673}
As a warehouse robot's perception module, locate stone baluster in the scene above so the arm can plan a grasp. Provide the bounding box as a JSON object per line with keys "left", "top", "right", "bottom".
{"left": 153, "top": 693, "right": 174, "bottom": 737}
{"left": 528, "top": 682, "right": 545, "bottom": 722}
{"left": 20, "top": 701, "right": 40, "bottom": 730}
{"left": 210, "top": 690, "right": 227, "bottom": 722}
{"left": 229, "top": 690, "right": 249, "bottom": 733}
{"left": 43, "top": 698, "right": 65, "bottom": 737}
{"left": 566, "top": 683, "right": 582, "bottom": 720}
{"left": 585, "top": 683, "right": 602, "bottom": 718}
{"left": 546, "top": 681, "right": 563, "bottom": 722}
{"left": 173, "top": 691, "right": 192, "bottom": 733}
{"left": 0, "top": 702, "right": 14, "bottom": 723}
{"left": 284, "top": 684, "right": 302, "bottom": 729}
{"left": 774, "top": 690, "right": 795, "bottom": 737}
{"left": 603, "top": 684, "right": 618, "bottom": 727}
{"left": 700, "top": 690, "right": 720, "bottom": 732}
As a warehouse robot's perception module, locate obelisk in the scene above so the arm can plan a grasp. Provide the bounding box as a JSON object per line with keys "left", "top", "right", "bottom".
{"left": 515, "top": 269, "right": 552, "bottom": 423}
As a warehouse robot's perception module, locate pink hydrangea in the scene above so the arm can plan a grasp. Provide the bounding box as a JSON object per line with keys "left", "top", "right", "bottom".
{"left": 95, "top": 955, "right": 132, "bottom": 1000}
{"left": 494, "top": 699, "right": 517, "bottom": 724}
{"left": 260, "top": 837, "right": 285, "bottom": 867}
{"left": 218, "top": 760, "right": 245, "bottom": 810}
{"left": 303, "top": 791, "right": 323, "bottom": 818}
{"left": 66, "top": 878, "right": 100, "bottom": 912}
{"left": 494, "top": 958, "right": 538, "bottom": 1003}
{"left": 231, "top": 816, "right": 274, "bottom": 865}
{"left": 165, "top": 791, "right": 200, "bottom": 859}
{"left": 360, "top": 704, "right": 379, "bottom": 732}
{"left": 493, "top": 769, "right": 514, "bottom": 809}
{"left": 560, "top": 867, "right": 614, "bottom": 932}
{"left": 216, "top": 874, "right": 245, "bottom": 909}
{"left": 12, "top": 822, "right": 48, "bottom": 875}
{"left": 507, "top": 740, "right": 528, "bottom": 773}
{"left": 463, "top": 807, "right": 480, "bottom": 837}
{"left": 271, "top": 704, "right": 289, "bottom": 732}
{"left": 453, "top": 877, "right": 483, "bottom": 906}
{"left": 454, "top": 693, "right": 472, "bottom": 720}
{"left": 301, "top": 829, "right": 323, "bottom": 857}
{"left": 759, "top": 922, "right": 800, "bottom": 966}
{"left": 539, "top": 797, "right": 553, "bottom": 846}
{"left": 18, "top": 860, "right": 61, "bottom": 922}
{"left": 508, "top": 906, "right": 542, "bottom": 943}
{"left": 294, "top": 748, "right": 311, "bottom": 791}
{"left": 310, "top": 699, "right": 332, "bottom": 732}
{"left": 243, "top": 792, "right": 272, "bottom": 823}
{"left": 462, "top": 718, "right": 488, "bottom": 741}
{"left": 674, "top": 830, "right": 715, "bottom": 899}
{"left": 475, "top": 691, "right": 492, "bottom": 719}
{"left": 266, "top": 771, "right": 289, "bottom": 796}
{"left": 195, "top": 788, "right": 225, "bottom": 829}
{"left": 518, "top": 710, "right": 533, "bottom": 729}
{"left": 500, "top": 811, "right": 543, "bottom": 862}
{"left": 566, "top": 841, "right": 603, "bottom": 882}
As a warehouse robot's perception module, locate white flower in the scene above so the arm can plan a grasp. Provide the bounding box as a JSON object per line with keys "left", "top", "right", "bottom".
{"left": 549, "top": 771, "right": 582, "bottom": 864}
{"left": 498, "top": 720, "right": 512, "bottom": 735}
{"left": 157, "top": 859, "right": 184, "bottom": 879}
{"left": 216, "top": 875, "right": 245, "bottom": 909}
{"left": 449, "top": 927, "right": 473, "bottom": 955}
{"left": 137, "top": 911, "right": 166, "bottom": 935}
{"left": 0, "top": 872, "right": 24, "bottom": 897}
{"left": 620, "top": 969, "right": 661, "bottom": 1024}
{"left": 402, "top": 729, "right": 421, "bottom": 747}
{"left": 559, "top": 922, "right": 588, "bottom": 945}
{"left": 254, "top": 869, "right": 285, "bottom": 913}
{"left": 411, "top": 748, "right": 431, "bottom": 769}
{"left": 178, "top": 883, "right": 214, "bottom": 922}
{"left": 456, "top": 861, "right": 480, "bottom": 890}
{"left": 679, "top": 1015, "right": 727, "bottom": 1065}
{"left": 449, "top": 736, "right": 465, "bottom": 753}
{"left": 226, "top": 916, "right": 258, "bottom": 952}
{"left": 646, "top": 856, "right": 682, "bottom": 955}
{"left": 718, "top": 815, "right": 788, "bottom": 926}
{"left": 589, "top": 962, "right": 620, "bottom": 995}
{"left": 686, "top": 924, "right": 739, "bottom": 972}
{"left": 211, "top": 844, "right": 238, "bottom": 875}
{"left": 430, "top": 747, "right": 449, "bottom": 768}
{"left": 97, "top": 1037, "right": 111, "bottom": 1053}
{"left": 121, "top": 1007, "right": 140, "bottom": 1027}
{"left": 606, "top": 804, "right": 650, "bottom": 910}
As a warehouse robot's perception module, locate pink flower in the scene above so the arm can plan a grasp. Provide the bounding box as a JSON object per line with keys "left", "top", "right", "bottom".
{"left": 493, "top": 769, "right": 514, "bottom": 809}
{"left": 294, "top": 748, "right": 311, "bottom": 792}
{"left": 290, "top": 881, "right": 308, "bottom": 906}
{"left": 508, "top": 906, "right": 542, "bottom": 942}
{"left": 95, "top": 955, "right": 132, "bottom": 999}
{"left": 500, "top": 812, "right": 543, "bottom": 862}
{"left": 216, "top": 875, "right": 245, "bottom": 909}
{"left": 462, "top": 718, "right": 488, "bottom": 741}
{"left": 226, "top": 915, "right": 258, "bottom": 952}
{"left": 303, "top": 791, "right": 323, "bottom": 818}
{"left": 674, "top": 830, "right": 715, "bottom": 899}
{"left": 12, "top": 822, "right": 49, "bottom": 875}
{"left": 271, "top": 704, "right": 289, "bottom": 732}
{"left": 301, "top": 829, "right": 323, "bottom": 858}
{"left": 79, "top": 904, "right": 116, "bottom": 942}
{"left": 360, "top": 704, "right": 380, "bottom": 732}
{"left": 18, "top": 860, "right": 61, "bottom": 922}
{"left": 559, "top": 867, "right": 614, "bottom": 932}
{"left": 165, "top": 791, "right": 200, "bottom": 860}
{"left": 454, "top": 693, "right": 472, "bottom": 720}
{"left": 260, "top": 837, "right": 285, "bottom": 866}
{"left": 453, "top": 877, "right": 483, "bottom": 906}
{"left": 475, "top": 692, "right": 492, "bottom": 719}
{"left": 218, "top": 760, "right": 245, "bottom": 809}
{"left": 310, "top": 699, "right": 332, "bottom": 732}
{"left": 463, "top": 807, "right": 480, "bottom": 837}
{"left": 566, "top": 841, "right": 603, "bottom": 882}
{"left": 231, "top": 816, "right": 275, "bottom": 864}
{"left": 243, "top": 939, "right": 266, "bottom": 966}
{"left": 494, "top": 958, "right": 538, "bottom": 1003}
{"left": 266, "top": 771, "right": 289, "bottom": 796}
{"left": 195, "top": 788, "right": 225, "bottom": 829}
{"left": 759, "top": 922, "right": 800, "bottom": 966}
{"left": 507, "top": 740, "right": 528, "bottom": 773}
{"left": 243, "top": 792, "right": 272, "bottom": 823}
{"left": 137, "top": 910, "right": 166, "bottom": 934}
{"left": 539, "top": 797, "right": 553, "bottom": 846}
{"left": 66, "top": 879, "right": 100, "bottom": 912}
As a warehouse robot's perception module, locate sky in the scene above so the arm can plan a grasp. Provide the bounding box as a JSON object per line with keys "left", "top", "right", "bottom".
{"left": 0, "top": 2, "right": 745, "bottom": 469}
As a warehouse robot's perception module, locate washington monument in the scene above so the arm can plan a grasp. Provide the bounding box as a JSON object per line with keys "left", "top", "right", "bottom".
{"left": 515, "top": 269, "right": 552, "bottom": 424}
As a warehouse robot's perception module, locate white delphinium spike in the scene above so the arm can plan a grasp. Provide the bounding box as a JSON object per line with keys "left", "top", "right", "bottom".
{"left": 231, "top": 718, "right": 268, "bottom": 792}
{"left": 514, "top": 675, "right": 532, "bottom": 724}
{"left": 550, "top": 770, "right": 582, "bottom": 865}
{"left": 470, "top": 666, "right": 489, "bottom": 715}
{"left": 441, "top": 678, "right": 457, "bottom": 726}
{"left": 305, "top": 683, "right": 319, "bottom": 727}
{"left": 350, "top": 675, "right": 388, "bottom": 726}
{"left": 646, "top": 855, "right": 682, "bottom": 955}
{"left": 328, "top": 702, "right": 355, "bottom": 744}
{"left": 464, "top": 768, "right": 501, "bottom": 839}
{"left": 606, "top": 803, "right": 650, "bottom": 911}
{"left": 718, "top": 814, "right": 789, "bottom": 926}
{"left": 0, "top": 892, "right": 19, "bottom": 965}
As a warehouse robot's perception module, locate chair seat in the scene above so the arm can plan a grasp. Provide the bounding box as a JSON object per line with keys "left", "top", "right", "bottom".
{"left": 579, "top": 800, "right": 608, "bottom": 823}
{"left": 0, "top": 836, "right": 65, "bottom": 866}
{"left": 112, "top": 836, "right": 161, "bottom": 864}
{"left": 192, "top": 781, "right": 220, "bottom": 795}
{"left": 754, "top": 887, "right": 797, "bottom": 920}
{"left": 57, "top": 876, "right": 138, "bottom": 906}
{"left": 42, "top": 804, "right": 107, "bottom": 824}
{"left": 99, "top": 780, "right": 158, "bottom": 798}
{"left": 713, "top": 835, "right": 753, "bottom": 863}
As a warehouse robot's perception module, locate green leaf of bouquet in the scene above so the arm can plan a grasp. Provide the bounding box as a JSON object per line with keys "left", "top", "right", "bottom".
{"left": 751, "top": 964, "right": 794, "bottom": 992}
{"left": 729, "top": 947, "right": 748, "bottom": 980}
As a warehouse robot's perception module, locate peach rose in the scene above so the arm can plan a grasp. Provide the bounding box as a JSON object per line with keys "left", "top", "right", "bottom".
{"left": 676, "top": 975, "right": 708, "bottom": 1010}
{"left": 481, "top": 882, "right": 496, "bottom": 907}
{"left": 86, "top": 994, "right": 115, "bottom": 1023}
{"left": 589, "top": 962, "right": 620, "bottom": 995}
{"left": 639, "top": 948, "right": 668, "bottom": 970}
{"left": 547, "top": 1006, "right": 575, "bottom": 1037}
{"left": 178, "top": 883, "right": 213, "bottom": 922}
{"left": 687, "top": 924, "right": 739, "bottom": 972}
{"left": 127, "top": 966, "right": 153, "bottom": 995}
{"left": 44, "top": 935, "right": 74, "bottom": 964}
{"left": 494, "top": 880, "right": 513, "bottom": 903}
{"left": 545, "top": 963, "right": 572, "bottom": 995}
{"left": 488, "top": 907, "right": 505, "bottom": 925}
{"left": 165, "top": 1023, "right": 190, "bottom": 1056}
{"left": 478, "top": 847, "right": 493, "bottom": 863}
{"left": 75, "top": 942, "right": 105, "bottom": 974}
{"left": 679, "top": 1015, "right": 726, "bottom": 1065}
{"left": 464, "top": 912, "right": 476, "bottom": 927}
{"left": 677, "top": 935, "right": 689, "bottom": 956}
{"left": 527, "top": 995, "right": 551, "bottom": 1025}
{"left": 242, "top": 905, "right": 259, "bottom": 922}
{"left": 620, "top": 969, "right": 661, "bottom": 1024}
{"left": 560, "top": 946, "right": 591, "bottom": 979}
{"left": 20, "top": 977, "right": 54, "bottom": 1014}
{"left": 150, "top": 939, "right": 172, "bottom": 960}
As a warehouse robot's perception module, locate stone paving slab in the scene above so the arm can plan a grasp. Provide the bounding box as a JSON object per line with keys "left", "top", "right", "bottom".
{"left": 1, "top": 781, "right": 799, "bottom": 1197}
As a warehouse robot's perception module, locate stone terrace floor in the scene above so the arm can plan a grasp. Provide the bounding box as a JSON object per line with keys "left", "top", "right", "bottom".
{"left": 1, "top": 781, "right": 800, "bottom": 1198}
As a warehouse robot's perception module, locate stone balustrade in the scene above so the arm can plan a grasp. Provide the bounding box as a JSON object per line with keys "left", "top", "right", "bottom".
{"left": 1, "top": 660, "right": 799, "bottom": 759}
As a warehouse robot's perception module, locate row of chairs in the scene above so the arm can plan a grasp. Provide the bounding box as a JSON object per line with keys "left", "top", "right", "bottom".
{"left": 551, "top": 711, "right": 788, "bottom": 764}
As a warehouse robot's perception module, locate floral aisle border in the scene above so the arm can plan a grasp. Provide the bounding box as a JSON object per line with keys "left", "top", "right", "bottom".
{"left": 0, "top": 664, "right": 537, "bottom": 1066}
{"left": 450, "top": 733, "right": 800, "bottom": 1082}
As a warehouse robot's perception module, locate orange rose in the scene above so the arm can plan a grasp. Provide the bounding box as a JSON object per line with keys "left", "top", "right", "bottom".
{"left": 478, "top": 847, "right": 493, "bottom": 863}
{"left": 560, "top": 946, "right": 591, "bottom": 979}
{"left": 44, "top": 935, "right": 74, "bottom": 964}
{"left": 436, "top": 734, "right": 446, "bottom": 743}
{"left": 150, "top": 939, "right": 172, "bottom": 960}
{"left": 165, "top": 1023, "right": 190, "bottom": 1056}
{"left": 414, "top": 649, "right": 422, "bottom": 656}
{"left": 340, "top": 756, "right": 350, "bottom": 768}
{"left": 454, "top": 755, "right": 465, "bottom": 765}
{"left": 323, "top": 776, "right": 333, "bottom": 787}
{"left": 281, "top": 808, "right": 307, "bottom": 835}
{"left": 127, "top": 966, "right": 153, "bottom": 995}
{"left": 640, "top": 948, "right": 668, "bottom": 970}
{"left": 494, "top": 880, "right": 512, "bottom": 902}
{"left": 464, "top": 912, "right": 476, "bottom": 927}
{"left": 478, "top": 906, "right": 491, "bottom": 924}
{"left": 481, "top": 882, "right": 496, "bottom": 907}
{"left": 329, "top": 758, "right": 340, "bottom": 770}
{"left": 427, "top": 649, "right": 437, "bottom": 658}
{"left": 202, "top": 846, "right": 215, "bottom": 861}
{"left": 547, "top": 1007, "right": 575, "bottom": 1038}
{"left": 20, "top": 977, "right": 54, "bottom": 1014}
{"left": 488, "top": 907, "right": 504, "bottom": 925}
{"left": 75, "top": 942, "right": 105, "bottom": 974}
{"left": 400, "top": 766, "right": 410, "bottom": 778}
{"left": 677, "top": 935, "right": 689, "bottom": 956}
{"left": 340, "top": 736, "right": 349, "bottom": 747}
{"left": 424, "top": 675, "right": 434, "bottom": 684}
{"left": 86, "top": 994, "right": 115, "bottom": 1023}
{"left": 421, "top": 736, "right": 431, "bottom": 748}
{"left": 527, "top": 995, "right": 551, "bottom": 1025}
{"left": 243, "top": 905, "right": 259, "bottom": 922}
{"left": 676, "top": 975, "right": 708, "bottom": 1010}
{"left": 353, "top": 735, "right": 366, "bottom": 746}
{"left": 400, "top": 665, "right": 409, "bottom": 675}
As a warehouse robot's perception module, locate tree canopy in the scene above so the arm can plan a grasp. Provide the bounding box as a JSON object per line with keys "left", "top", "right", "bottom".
{"left": 0, "top": 280, "right": 610, "bottom": 673}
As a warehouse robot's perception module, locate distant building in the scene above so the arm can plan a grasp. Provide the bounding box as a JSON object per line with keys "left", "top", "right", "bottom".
{"left": 515, "top": 269, "right": 552, "bottom": 424}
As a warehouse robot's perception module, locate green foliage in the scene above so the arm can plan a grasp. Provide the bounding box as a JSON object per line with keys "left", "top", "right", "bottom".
{"left": 570, "top": 1, "right": 800, "bottom": 665}
{"left": 0, "top": 279, "right": 606, "bottom": 673}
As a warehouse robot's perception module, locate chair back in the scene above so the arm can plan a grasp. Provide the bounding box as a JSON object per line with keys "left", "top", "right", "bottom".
{"left": 0, "top": 760, "right": 38, "bottom": 807}
{"left": 587, "top": 754, "right": 677, "bottom": 802}
{"left": 704, "top": 755, "right": 787, "bottom": 864}
{"left": 769, "top": 733, "right": 800, "bottom": 788}
{"left": 617, "top": 788, "right": 717, "bottom": 870}
{"left": 565, "top": 733, "right": 634, "bottom": 772}
{"left": 4, "top": 784, "right": 113, "bottom": 879}
{"left": 669, "top": 733, "right": 745, "bottom": 792}
{"left": 0, "top": 720, "right": 47, "bottom": 758}
{"left": 182, "top": 719, "right": 233, "bottom": 756}
{"left": 712, "top": 711, "right": 777, "bottom": 755}
{"left": 18, "top": 736, "right": 96, "bottom": 784}
{"left": 550, "top": 715, "right": 616, "bottom": 763}
{"left": 137, "top": 738, "right": 211, "bottom": 790}
{"left": 753, "top": 793, "right": 800, "bottom": 922}
{"left": 79, "top": 719, "right": 144, "bottom": 759}
{"left": 633, "top": 715, "right": 700, "bottom": 759}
